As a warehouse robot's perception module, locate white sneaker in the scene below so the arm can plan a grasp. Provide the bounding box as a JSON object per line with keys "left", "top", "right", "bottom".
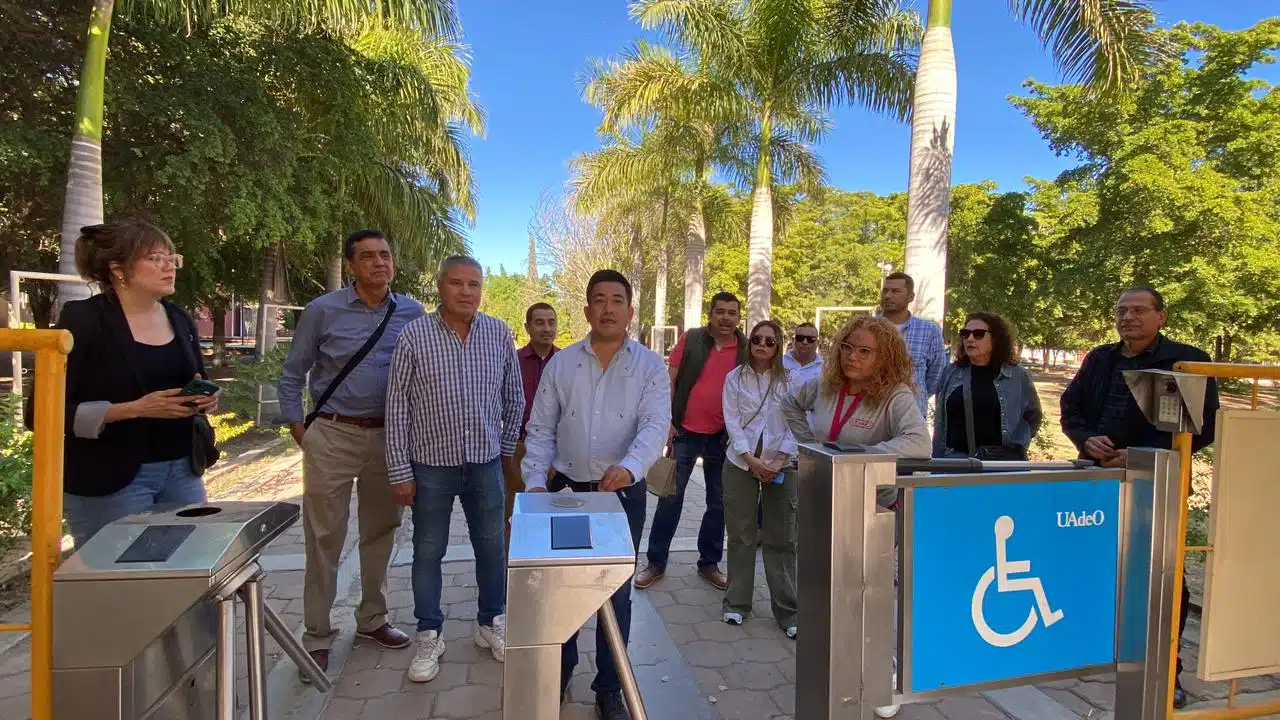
{"left": 407, "top": 630, "right": 445, "bottom": 683}
{"left": 475, "top": 615, "right": 506, "bottom": 662}
{"left": 723, "top": 612, "right": 744, "bottom": 625}
{"left": 874, "top": 666, "right": 900, "bottom": 718}
{"left": 785, "top": 626, "right": 797, "bottom": 639}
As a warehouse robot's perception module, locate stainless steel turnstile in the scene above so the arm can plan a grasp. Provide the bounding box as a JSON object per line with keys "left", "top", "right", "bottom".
{"left": 52, "top": 501, "right": 330, "bottom": 720}
{"left": 504, "top": 491, "right": 647, "bottom": 720}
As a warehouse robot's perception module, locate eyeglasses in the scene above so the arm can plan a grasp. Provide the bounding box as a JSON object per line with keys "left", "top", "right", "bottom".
{"left": 794, "top": 335, "right": 817, "bottom": 344}
{"left": 958, "top": 328, "right": 989, "bottom": 340}
{"left": 1114, "top": 306, "right": 1155, "bottom": 318}
{"left": 750, "top": 335, "right": 777, "bottom": 348}
{"left": 144, "top": 252, "right": 184, "bottom": 270}
{"left": 839, "top": 342, "right": 875, "bottom": 359}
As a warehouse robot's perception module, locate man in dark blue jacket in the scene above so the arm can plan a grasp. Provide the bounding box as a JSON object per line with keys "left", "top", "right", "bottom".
{"left": 1061, "top": 285, "right": 1219, "bottom": 708}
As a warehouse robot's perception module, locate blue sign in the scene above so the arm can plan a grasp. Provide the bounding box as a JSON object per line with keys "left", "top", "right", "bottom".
{"left": 909, "top": 479, "right": 1120, "bottom": 693}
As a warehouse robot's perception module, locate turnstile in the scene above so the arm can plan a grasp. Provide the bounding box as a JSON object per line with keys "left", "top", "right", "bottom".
{"left": 504, "top": 491, "right": 647, "bottom": 720}
{"left": 52, "top": 501, "right": 330, "bottom": 720}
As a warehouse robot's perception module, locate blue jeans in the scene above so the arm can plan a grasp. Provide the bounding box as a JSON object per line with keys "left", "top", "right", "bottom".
{"left": 645, "top": 430, "right": 726, "bottom": 571}
{"left": 410, "top": 459, "right": 506, "bottom": 631}
{"left": 63, "top": 458, "right": 206, "bottom": 548}
{"left": 551, "top": 473, "right": 647, "bottom": 695}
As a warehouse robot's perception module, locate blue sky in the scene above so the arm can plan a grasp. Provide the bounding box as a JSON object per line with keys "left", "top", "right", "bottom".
{"left": 455, "top": 0, "right": 1278, "bottom": 273}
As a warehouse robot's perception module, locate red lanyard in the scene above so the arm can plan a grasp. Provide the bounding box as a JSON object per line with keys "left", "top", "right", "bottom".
{"left": 828, "top": 387, "right": 864, "bottom": 441}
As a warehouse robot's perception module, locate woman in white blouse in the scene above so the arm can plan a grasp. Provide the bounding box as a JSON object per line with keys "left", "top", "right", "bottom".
{"left": 720, "top": 319, "right": 798, "bottom": 637}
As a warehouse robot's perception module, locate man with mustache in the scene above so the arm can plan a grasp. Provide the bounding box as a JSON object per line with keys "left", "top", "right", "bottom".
{"left": 1061, "top": 284, "right": 1219, "bottom": 709}
{"left": 279, "top": 230, "right": 425, "bottom": 677}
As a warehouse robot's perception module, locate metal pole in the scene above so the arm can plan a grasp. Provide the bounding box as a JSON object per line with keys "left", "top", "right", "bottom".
{"left": 8, "top": 270, "right": 19, "bottom": 402}
{"left": 29, "top": 345, "right": 68, "bottom": 720}
{"left": 263, "top": 599, "right": 331, "bottom": 691}
{"left": 598, "top": 600, "right": 647, "bottom": 720}
{"left": 217, "top": 596, "right": 237, "bottom": 720}
{"left": 242, "top": 576, "right": 268, "bottom": 720}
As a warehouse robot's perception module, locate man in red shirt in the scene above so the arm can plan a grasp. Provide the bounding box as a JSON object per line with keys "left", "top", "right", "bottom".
{"left": 504, "top": 302, "right": 558, "bottom": 548}
{"left": 635, "top": 292, "right": 747, "bottom": 591}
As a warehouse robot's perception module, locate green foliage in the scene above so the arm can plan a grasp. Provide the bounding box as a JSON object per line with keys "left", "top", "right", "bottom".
{"left": 220, "top": 346, "right": 295, "bottom": 422}
{"left": 0, "top": 397, "right": 34, "bottom": 546}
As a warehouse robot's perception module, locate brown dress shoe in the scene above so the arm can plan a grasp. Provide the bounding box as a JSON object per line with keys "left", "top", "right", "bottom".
{"left": 356, "top": 623, "right": 412, "bottom": 649}
{"left": 633, "top": 565, "right": 664, "bottom": 589}
{"left": 698, "top": 566, "right": 728, "bottom": 591}
{"left": 299, "top": 648, "right": 329, "bottom": 684}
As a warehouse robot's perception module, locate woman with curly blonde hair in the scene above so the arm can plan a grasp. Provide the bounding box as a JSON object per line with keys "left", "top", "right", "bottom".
{"left": 780, "top": 314, "right": 927, "bottom": 719}
{"left": 781, "top": 315, "right": 930, "bottom": 461}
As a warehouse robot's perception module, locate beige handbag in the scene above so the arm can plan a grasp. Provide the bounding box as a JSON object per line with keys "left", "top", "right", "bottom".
{"left": 646, "top": 447, "right": 678, "bottom": 498}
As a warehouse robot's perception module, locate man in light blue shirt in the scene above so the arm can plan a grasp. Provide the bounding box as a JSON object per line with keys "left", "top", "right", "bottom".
{"left": 277, "top": 230, "right": 425, "bottom": 673}
{"left": 522, "top": 269, "right": 670, "bottom": 720}
{"left": 877, "top": 272, "right": 948, "bottom": 417}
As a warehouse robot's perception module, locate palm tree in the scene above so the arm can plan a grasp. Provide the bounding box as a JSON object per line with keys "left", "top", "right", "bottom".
{"left": 56, "top": 0, "right": 457, "bottom": 303}
{"left": 834, "top": 0, "right": 1165, "bottom": 324}
{"left": 633, "top": 0, "right": 919, "bottom": 329}
{"left": 581, "top": 41, "right": 746, "bottom": 331}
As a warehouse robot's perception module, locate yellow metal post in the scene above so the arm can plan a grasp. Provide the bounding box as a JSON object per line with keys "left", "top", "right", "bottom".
{"left": 1169, "top": 431, "right": 1193, "bottom": 719}
{"left": 0, "top": 328, "right": 73, "bottom": 720}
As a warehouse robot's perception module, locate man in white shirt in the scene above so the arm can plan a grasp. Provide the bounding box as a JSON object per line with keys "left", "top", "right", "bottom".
{"left": 522, "top": 269, "right": 671, "bottom": 720}
{"left": 781, "top": 321, "right": 823, "bottom": 387}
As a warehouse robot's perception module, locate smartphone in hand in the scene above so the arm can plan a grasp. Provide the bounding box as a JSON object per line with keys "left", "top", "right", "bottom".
{"left": 179, "top": 378, "right": 220, "bottom": 408}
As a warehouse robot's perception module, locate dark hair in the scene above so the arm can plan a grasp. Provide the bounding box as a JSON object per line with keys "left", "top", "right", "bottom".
{"left": 586, "top": 269, "right": 633, "bottom": 305}
{"left": 1121, "top": 284, "right": 1165, "bottom": 312}
{"left": 884, "top": 271, "right": 914, "bottom": 292}
{"left": 795, "top": 321, "right": 817, "bottom": 333}
{"left": 344, "top": 230, "right": 388, "bottom": 259}
{"left": 709, "top": 291, "right": 740, "bottom": 313}
{"left": 955, "top": 312, "right": 1018, "bottom": 367}
{"left": 74, "top": 221, "right": 174, "bottom": 287}
{"left": 525, "top": 302, "right": 556, "bottom": 325}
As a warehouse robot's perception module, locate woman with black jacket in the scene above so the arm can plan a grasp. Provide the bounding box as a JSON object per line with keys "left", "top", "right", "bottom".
{"left": 50, "top": 221, "right": 220, "bottom": 547}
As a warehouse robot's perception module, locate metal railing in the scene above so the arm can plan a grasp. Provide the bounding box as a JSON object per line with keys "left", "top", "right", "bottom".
{"left": 0, "top": 328, "right": 72, "bottom": 720}
{"left": 1168, "top": 362, "right": 1280, "bottom": 720}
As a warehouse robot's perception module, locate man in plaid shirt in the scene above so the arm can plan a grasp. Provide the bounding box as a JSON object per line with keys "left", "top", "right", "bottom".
{"left": 877, "top": 272, "right": 948, "bottom": 418}
{"left": 384, "top": 255, "right": 524, "bottom": 684}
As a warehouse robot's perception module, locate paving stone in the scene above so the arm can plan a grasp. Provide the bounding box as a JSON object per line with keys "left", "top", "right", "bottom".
{"left": 682, "top": 640, "right": 740, "bottom": 668}
{"left": 897, "top": 704, "right": 949, "bottom": 719}
{"left": 695, "top": 618, "right": 745, "bottom": 642}
{"left": 665, "top": 624, "right": 697, "bottom": 645}
{"left": 360, "top": 692, "right": 432, "bottom": 719}
{"left": 647, "top": 590, "right": 675, "bottom": 607}
{"left": 323, "top": 697, "right": 367, "bottom": 718}
{"left": 432, "top": 683, "right": 501, "bottom": 717}
{"left": 466, "top": 661, "right": 504, "bottom": 687}
{"left": 722, "top": 662, "right": 787, "bottom": 692}
{"left": 731, "top": 637, "right": 792, "bottom": 664}
{"left": 1040, "top": 686, "right": 1099, "bottom": 716}
{"left": 770, "top": 685, "right": 796, "bottom": 714}
{"left": 934, "top": 694, "right": 1011, "bottom": 719}
{"left": 334, "top": 667, "right": 405, "bottom": 700}
{"left": 1070, "top": 678, "right": 1117, "bottom": 710}
{"left": 661, "top": 603, "right": 714, "bottom": 625}
{"left": 713, "top": 688, "right": 782, "bottom": 719}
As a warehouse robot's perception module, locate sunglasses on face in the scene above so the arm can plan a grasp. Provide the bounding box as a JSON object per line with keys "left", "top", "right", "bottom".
{"left": 750, "top": 335, "right": 777, "bottom": 348}
{"left": 958, "top": 328, "right": 989, "bottom": 340}
{"left": 794, "top": 335, "right": 817, "bottom": 344}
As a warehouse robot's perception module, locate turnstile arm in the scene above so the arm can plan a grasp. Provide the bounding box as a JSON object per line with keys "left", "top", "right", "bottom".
{"left": 598, "top": 601, "right": 647, "bottom": 720}
{"left": 263, "top": 600, "right": 332, "bottom": 691}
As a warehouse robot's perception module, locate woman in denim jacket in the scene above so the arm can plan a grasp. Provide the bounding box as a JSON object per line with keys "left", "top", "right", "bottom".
{"left": 933, "top": 312, "right": 1043, "bottom": 459}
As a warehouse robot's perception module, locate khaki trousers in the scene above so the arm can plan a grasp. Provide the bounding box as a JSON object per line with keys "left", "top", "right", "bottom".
{"left": 301, "top": 418, "right": 402, "bottom": 650}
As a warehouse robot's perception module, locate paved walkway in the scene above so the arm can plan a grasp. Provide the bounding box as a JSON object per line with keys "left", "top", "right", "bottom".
{"left": 3, "top": 452, "right": 1279, "bottom": 719}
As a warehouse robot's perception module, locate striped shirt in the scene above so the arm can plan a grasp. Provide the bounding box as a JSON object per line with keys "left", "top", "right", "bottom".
{"left": 384, "top": 311, "right": 524, "bottom": 484}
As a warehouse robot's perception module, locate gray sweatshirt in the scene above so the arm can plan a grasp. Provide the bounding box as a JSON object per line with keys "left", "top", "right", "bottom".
{"left": 781, "top": 378, "right": 931, "bottom": 458}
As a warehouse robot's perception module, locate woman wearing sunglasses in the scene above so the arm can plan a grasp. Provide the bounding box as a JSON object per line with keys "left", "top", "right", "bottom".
{"left": 933, "top": 312, "right": 1042, "bottom": 460}
{"left": 720, "top": 320, "right": 798, "bottom": 636}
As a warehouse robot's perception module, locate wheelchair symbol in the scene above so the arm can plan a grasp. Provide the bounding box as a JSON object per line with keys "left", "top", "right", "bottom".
{"left": 971, "top": 515, "right": 1065, "bottom": 648}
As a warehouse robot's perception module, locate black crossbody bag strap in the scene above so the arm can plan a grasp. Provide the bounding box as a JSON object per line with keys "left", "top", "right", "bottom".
{"left": 962, "top": 370, "right": 978, "bottom": 457}
{"left": 304, "top": 296, "right": 397, "bottom": 429}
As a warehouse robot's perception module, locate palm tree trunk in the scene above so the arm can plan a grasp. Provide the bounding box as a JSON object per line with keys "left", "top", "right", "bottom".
{"left": 652, "top": 190, "right": 670, "bottom": 348}
{"left": 682, "top": 206, "right": 706, "bottom": 332}
{"left": 903, "top": 0, "right": 956, "bottom": 327}
{"left": 746, "top": 123, "right": 775, "bottom": 331}
{"left": 628, "top": 218, "right": 645, "bottom": 341}
{"left": 326, "top": 250, "right": 343, "bottom": 292}
{"left": 57, "top": 0, "right": 114, "bottom": 308}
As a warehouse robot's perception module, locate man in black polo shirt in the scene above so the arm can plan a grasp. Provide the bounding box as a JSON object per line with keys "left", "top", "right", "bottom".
{"left": 1061, "top": 285, "right": 1220, "bottom": 708}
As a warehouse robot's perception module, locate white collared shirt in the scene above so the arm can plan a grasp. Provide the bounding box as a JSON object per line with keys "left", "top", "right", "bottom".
{"left": 723, "top": 365, "right": 798, "bottom": 471}
{"left": 782, "top": 351, "right": 823, "bottom": 386}
{"left": 521, "top": 337, "right": 671, "bottom": 491}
